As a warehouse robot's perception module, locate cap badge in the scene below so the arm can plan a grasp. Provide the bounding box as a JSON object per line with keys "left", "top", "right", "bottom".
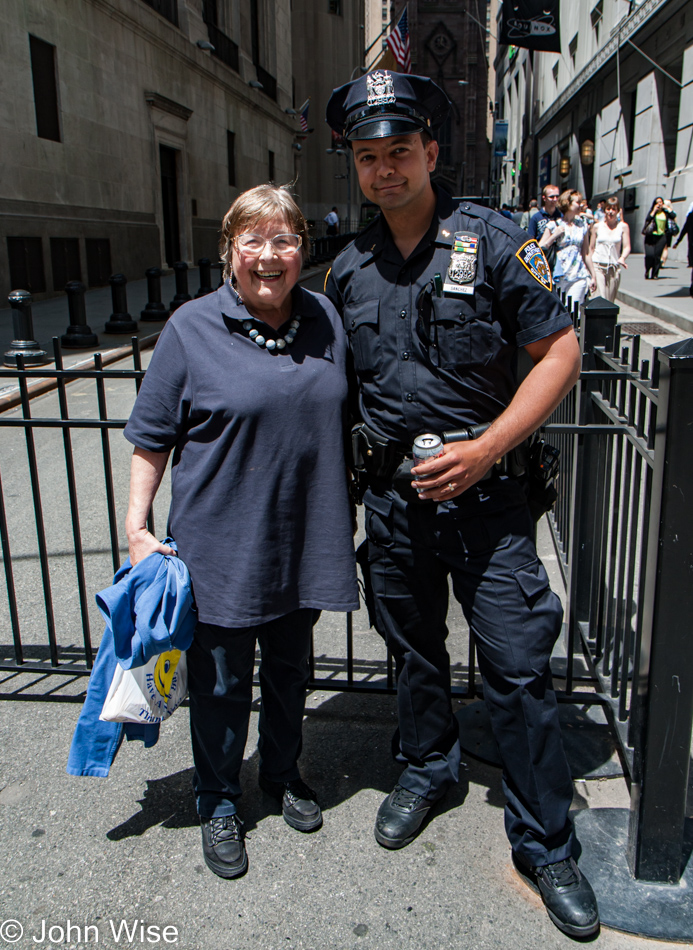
{"left": 443, "top": 232, "right": 479, "bottom": 295}
{"left": 367, "top": 71, "right": 396, "bottom": 106}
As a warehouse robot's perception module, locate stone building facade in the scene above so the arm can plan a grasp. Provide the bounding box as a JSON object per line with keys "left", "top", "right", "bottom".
{"left": 368, "top": 2, "right": 492, "bottom": 198}
{"left": 291, "top": 0, "right": 365, "bottom": 230}
{"left": 495, "top": 0, "right": 692, "bottom": 245}
{"left": 0, "top": 0, "right": 366, "bottom": 300}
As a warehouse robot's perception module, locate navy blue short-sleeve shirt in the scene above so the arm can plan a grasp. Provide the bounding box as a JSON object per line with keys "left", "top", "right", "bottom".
{"left": 124, "top": 282, "right": 359, "bottom": 627}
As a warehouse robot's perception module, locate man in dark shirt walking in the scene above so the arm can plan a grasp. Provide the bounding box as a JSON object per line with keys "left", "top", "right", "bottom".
{"left": 528, "top": 184, "right": 562, "bottom": 241}
{"left": 325, "top": 70, "right": 599, "bottom": 939}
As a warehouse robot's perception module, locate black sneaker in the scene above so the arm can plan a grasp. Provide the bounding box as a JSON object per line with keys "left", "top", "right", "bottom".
{"left": 374, "top": 784, "right": 433, "bottom": 850}
{"left": 258, "top": 775, "right": 323, "bottom": 832}
{"left": 513, "top": 853, "right": 599, "bottom": 938}
{"left": 200, "top": 814, "right": 248, "bottom": 879}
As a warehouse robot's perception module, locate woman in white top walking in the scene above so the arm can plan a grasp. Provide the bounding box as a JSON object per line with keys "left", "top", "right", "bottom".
{"left": 587, "top": 196, "right": 631, "bottom": 302}
{"left": 539, "top": 189, "right": 596, "bottom": 309}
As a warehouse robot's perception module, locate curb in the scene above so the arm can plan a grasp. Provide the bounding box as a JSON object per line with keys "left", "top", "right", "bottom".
{"left": 616, "top": 288, "right": 693, "bottom": 336}
{"left": 0, "top": 332, "right": 161, "bottom": 414}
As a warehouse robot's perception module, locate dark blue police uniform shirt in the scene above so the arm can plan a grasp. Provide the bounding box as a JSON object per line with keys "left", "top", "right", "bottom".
{"left": 325, "top": 188, "right": 573, "bottom": 444}
{"left": 124, "top": 282, "right": 359, "bottom": 627}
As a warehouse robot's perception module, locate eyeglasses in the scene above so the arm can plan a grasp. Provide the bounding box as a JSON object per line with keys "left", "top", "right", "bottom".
{"left": 545, "top": 193, "right": 559, "bottom": 200}
{"left": 233, "top": 233, "right": 302, "bottom": 255}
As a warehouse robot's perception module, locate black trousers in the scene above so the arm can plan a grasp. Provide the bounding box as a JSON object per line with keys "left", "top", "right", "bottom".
{"left": 644, "top": 233, "right": 667, "bottom": 276}
{"left": 187, "top": 609, "right": 314, "bottom": 818}
{"left": 364, "top": 477, "right": 575, "bottom": 866}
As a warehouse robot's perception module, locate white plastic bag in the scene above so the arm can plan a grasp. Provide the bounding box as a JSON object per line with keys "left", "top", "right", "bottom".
{"left": 100, "top": 649, "right": 187, "bottom": 725}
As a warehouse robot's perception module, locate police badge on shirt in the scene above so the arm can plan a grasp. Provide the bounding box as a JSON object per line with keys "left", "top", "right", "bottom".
{"left": 443, "top": 232, "right": 479, "bottom": 295}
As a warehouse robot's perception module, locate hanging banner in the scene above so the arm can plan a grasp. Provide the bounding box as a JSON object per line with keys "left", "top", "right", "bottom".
{"left": 493, "top": 120, "right": 508, "bottom": 157}
{"left": 499, "top": 0, "right": 561, "bottom": 53}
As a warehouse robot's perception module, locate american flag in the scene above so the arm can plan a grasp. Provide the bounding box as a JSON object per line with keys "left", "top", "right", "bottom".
{"left": 298, "top": 99, "right": 310, "bottom": 132}
{"left": 387, "top": 6, "right": 411, "bottom": 73}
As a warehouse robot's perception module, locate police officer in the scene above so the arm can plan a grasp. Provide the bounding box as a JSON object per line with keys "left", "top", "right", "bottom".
{"left": 324, "top": 71, "right": 599, "bottom": 938}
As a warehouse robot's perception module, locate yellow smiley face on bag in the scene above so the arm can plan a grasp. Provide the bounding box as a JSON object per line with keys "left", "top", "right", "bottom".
{"left": 153, "top": 649, "right": 182, "bottom": 701}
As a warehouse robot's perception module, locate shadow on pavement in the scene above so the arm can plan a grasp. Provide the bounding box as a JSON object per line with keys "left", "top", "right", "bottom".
{"left": 106, "top": 691, "right": 505, "bottom": 841}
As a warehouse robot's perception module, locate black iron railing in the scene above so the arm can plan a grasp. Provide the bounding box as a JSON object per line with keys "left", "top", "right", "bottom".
{"left": 3, "top": 290, "right": 693, "bottom": 894}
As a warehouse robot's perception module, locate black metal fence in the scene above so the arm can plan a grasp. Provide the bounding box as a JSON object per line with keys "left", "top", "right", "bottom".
{"left": 545, "top": 295, "right": 693, "bottom": 885}
{"left": 2, "top": 291, "right": 693, "bottom": 890}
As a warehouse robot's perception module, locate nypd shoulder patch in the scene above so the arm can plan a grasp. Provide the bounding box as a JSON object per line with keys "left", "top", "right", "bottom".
{"left": 515, "top": 240, "right": 552, "bottom": 291}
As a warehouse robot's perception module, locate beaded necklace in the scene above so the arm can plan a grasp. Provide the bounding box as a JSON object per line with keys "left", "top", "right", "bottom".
{"left": 230, "top": 280, "right": 301, "bottom": 351}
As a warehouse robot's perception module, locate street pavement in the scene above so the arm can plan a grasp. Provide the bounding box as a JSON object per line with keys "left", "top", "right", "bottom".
{"left": 1, "top": 254, "right": 691, "bottom": 950}
{"left": 616, "top": 247, "right": 692, "bottom": 334}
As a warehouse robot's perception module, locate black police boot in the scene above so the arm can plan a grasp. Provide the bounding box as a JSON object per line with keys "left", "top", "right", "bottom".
{"left": 374, "top": 784, "right": 434, "bottom": 849}
{"left": 200, "top": 814, "right": 248, "bottom": 879}
{"left": 513, "top": 852, "right": 600, "bottom": 938}
{"left": 258, "top": 775, "right": 322, "bottom": 832}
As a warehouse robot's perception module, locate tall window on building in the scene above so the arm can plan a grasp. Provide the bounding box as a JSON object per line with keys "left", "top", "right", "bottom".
{"left": 329, "top": 0, "right": 342, "bottom": 12}
{"left": 141, "top": 0, "right": 178, "bottom": 26}
{"left": 249, "top": 0, "right": 276, "bottom": 99}
{"left": 590, "top": 0, "right": 603, "bottom": 43}
{"left": 569, "top": 34, "right": 578, "bottom": 69}
{"left": 159, "top": 145, "right": 181, "bottom": 267}
{"left": 437, "top": 115, "right": 452, "bottom": 166}
{"left": 7, "top": 237, "right": 46, "bottom": 294}
{"left": 227, "top": 131, "right": 236, "bottom": 187}
{"left": 621, "top": 87, "right": 643, "bottom": 166}
{"left": 50, "top": 237, "right": 81, "bottom": 291}
{"left": 29, "top": 35, "right": 61, "bottom": 142}
{"left": 657, "top": 65, "right": 683, "bottom": 174}
{"left": 250, "top": 0, "right": 260, "bottom": 66}
{"left": 268, "top": 150, "right": 275, "bottom": 182}
{"left": 85, "top": 239, "right": 111, "bottom": 287}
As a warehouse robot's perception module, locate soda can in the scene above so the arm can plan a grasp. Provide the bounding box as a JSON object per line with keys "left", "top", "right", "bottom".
{"left": 412, "top": 434, "right": 443, "bottom": 480}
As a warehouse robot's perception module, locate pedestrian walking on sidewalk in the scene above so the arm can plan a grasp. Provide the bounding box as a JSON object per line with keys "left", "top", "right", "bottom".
{"left": 675, "top": 205, "right": 693, "bottom": 297}
{"left": 587, "top": 196, "right": 631, "bottom": 302}
{"left": 123, "top": 184, "right": 358, "bottom": 880}
{"left": 324, "top": 206, "right": 340, "bottom": 236}
{"left": 660, "top": 199, "right": 678, "bottom": 269}
{"left": 642, "top": 196, "right": 675, "bottom": 279}
{"left": 540, "top": 189, "right": 596, "bottom": 309}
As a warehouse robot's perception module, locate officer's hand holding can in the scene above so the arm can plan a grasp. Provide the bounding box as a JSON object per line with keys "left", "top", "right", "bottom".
{"left": 412, "top": 434, "right": 444, "bottom": 497}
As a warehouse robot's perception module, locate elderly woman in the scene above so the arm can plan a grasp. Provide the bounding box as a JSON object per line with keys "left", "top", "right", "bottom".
{"left": 540, "top": 189, "right": 596, "bottom": 310}
{"left": 124, "top": 185, "right": 359, "bottom": 879}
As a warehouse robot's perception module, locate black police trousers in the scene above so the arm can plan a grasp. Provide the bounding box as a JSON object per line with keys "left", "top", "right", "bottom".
{"left": 364, "top": 476, "right": 575, "bottom": 866}
{"left": 187, "top": 609, "right": 315, "bottom": 818}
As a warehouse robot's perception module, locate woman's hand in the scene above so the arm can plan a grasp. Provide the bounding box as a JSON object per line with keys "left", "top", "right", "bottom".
{"left": 126, "top": 526, "right": 175, "bottom": 567}
{"left": 589, "top": 276, "right": 597, "bottom": 293}
{"left": 618, "top": 257, "right": 628, "bottom": 269}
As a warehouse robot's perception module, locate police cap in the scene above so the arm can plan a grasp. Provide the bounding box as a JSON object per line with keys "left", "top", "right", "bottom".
{"left": 326, "top": 70, "right": 451, "bottom": 142}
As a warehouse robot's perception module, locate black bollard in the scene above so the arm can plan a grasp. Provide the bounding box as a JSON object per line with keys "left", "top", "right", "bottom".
{"left": 61, "top": 281, "right": 99, "bottom": 348}
{"left": 3, "top": 290, "right": 50, "bottom": 367}
{"left": 169, "top": 261, "right": 192, "bottom": 312}
{"left": 212, "top": 262, "right": 225, "bottom": 288}
{"left": 105, "top": 274, "right": 138, "bottom": 333}
{"left": 195, "top": 258, "right": 214, "bottom": 298}
{"left": 141, "top": 267, "right": 170, "bottom": 322}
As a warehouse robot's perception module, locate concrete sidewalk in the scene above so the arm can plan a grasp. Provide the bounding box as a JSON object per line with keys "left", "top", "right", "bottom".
{"left": 617, "top": 248, "right": 692, "bottom": 334}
